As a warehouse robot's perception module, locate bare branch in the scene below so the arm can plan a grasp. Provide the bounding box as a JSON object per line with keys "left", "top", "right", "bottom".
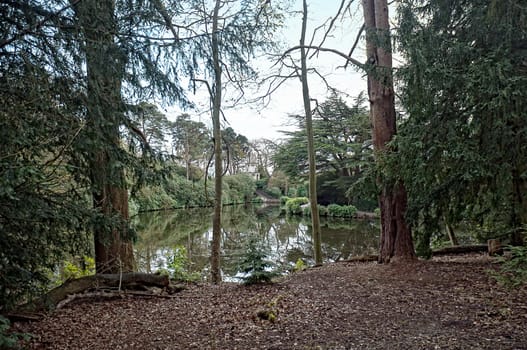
{"left": 282, "top": 45, "right": 365, "bottom": 70}
{"left": 344, "top": 23, "right": 365, "bottom": 69}
{"left": 309, "top": 0, "right": 347, "bottom": 59}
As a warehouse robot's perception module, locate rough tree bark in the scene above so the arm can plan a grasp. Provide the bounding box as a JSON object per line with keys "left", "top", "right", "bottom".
{"left": 74, "top": 0, "right": 135, "bottom": 273}
{"left": 362, "top": 0, "right": 416, "bottom": 263}
{"left": 300, "top": 0, "right": 323, "bottom": 265}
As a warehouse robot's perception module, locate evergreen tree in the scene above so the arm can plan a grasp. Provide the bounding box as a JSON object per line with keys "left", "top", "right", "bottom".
{"left": 395, "top": 0, "right": 527, "bottom": 251}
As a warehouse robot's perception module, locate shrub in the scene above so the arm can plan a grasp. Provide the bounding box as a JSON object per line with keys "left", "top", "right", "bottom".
{"left": 327, "top": 204, "right": 357, "bottom": 218}
{"left": 0, "top": 315, "right": 30, "bottom": 348}
{"left": 490, "top": 245, "right": 527, "bottom": 288}
{"left": 223, "top": 174, "right": 256, "bottom": 204}
{"left": 166, "top": 245, "right": 201, "bottom": 282}
{"left": 237, "top": 236, "right": 280, "bottom": 285}
{"left": 285, "top": 197, "right": 309, "bottom": 215}
{"left": 280, "top": 196, "right": 290, "bottom": 205}
{"left": 301, "top": 204, "right": 328, "bottom": 217}
{"left": 318, "top": 205, "right": 329, "bottom": 217}
{"left": 62, "top": 256, "right": 95, "bottom": 281}
{"left": 294, "top": 258, "right": 306, "bottom": 272}
{"left": 263, "top": 186, "right": 282, "bottom": 198}
{"left": 341, "top": 205, "right": 358, "bottom": 217}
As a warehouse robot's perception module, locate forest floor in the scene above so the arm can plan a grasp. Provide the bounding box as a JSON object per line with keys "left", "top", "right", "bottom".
{"left": 14, "top": 253, "right": 527, "bottom": 349}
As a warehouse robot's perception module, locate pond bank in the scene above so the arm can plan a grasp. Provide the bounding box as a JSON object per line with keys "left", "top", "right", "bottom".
{"left": 15, "top": 253, "right": 527, "bottom": 349}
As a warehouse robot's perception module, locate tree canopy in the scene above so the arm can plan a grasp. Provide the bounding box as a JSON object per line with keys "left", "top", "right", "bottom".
{"left": 273, "top": 93, "right": 374, "bottom": 206}
{"left": 395, "top": 0, "right": 527, "bottom": 253}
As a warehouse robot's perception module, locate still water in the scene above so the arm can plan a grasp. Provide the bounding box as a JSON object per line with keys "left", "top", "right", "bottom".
{"left": 133, "top": 204, "right": 379, "bottom": 281}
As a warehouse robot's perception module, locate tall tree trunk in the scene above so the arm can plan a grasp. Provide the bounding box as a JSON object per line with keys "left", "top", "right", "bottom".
{"left": 300, "top": 0, "right": 323, "bottom": 265}
{"left": 74, "top": 0, "right": 135, "bottom": 273}
{"left": 511, "top": 165, "right": 526, "bottom": 246}
{"left": 362, "top": 0, "right": 416, "bottom": 263}
{"left": 210, "top": 0, "right": 223, "bottom": 284}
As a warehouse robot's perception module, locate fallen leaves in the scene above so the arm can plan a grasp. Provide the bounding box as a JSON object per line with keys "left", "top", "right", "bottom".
{"left": 14, "top": 253, "right": 527, "bottom": 349}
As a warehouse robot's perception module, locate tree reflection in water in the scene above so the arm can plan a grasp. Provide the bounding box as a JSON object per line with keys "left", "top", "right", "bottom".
{"left": 133, "top": 204, "right": 379, "bottom": 281}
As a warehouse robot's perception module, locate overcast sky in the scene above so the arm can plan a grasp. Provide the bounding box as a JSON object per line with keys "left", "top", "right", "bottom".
{"left": 167, "top": 0, "right": 368, "bottom": 141}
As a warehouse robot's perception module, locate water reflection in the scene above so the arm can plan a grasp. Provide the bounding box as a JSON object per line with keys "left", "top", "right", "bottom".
{"left": 133, "top": 204, "right": 379, "bottom": 280}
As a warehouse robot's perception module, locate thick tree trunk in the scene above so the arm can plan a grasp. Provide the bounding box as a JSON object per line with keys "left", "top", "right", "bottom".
{"left": 74, "top": 0, "right": 135, "bottom": 273}
{"left": 300, "top": 0, "right": 323, "bottom": 265}
{"left": 362, "top": 0, "right": 416, "bottom": 263}
{"left": 210, "top": 0, "right": 223, "bottom": 284}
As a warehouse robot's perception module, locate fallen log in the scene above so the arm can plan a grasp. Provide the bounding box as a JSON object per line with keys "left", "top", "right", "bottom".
{"left": 17, "top": 273, "right": 169, "bottom": 312}
{"left": 432, "top": 244, "right": 488, "bottom": 256}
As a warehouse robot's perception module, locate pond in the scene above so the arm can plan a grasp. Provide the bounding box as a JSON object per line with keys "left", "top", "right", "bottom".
{"left": 133, "top": 204, "right": 380, "bottom": 282}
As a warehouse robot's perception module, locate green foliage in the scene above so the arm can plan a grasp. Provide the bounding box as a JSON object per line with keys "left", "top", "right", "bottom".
{"left": 294, "top": 258, "right": 306, "bottom": 272}
{"left": 134, "top": 186, "right": 178, "bottom": 211}
{"left": 302, "top": 204, "right": 329, "bottom": 217}
{"left": 263, "top": 187, "right": 282, "bottom": 199}
{"left": 255, "top": 179, "right": 268, "bottom": 190}
{"left": 280, "top": 196, "right": 290, "bottom": 205}
{"left": 0, "top": 59, "right": 93, "bottom": 310}
{"left": 490, "top": 246, "right": 527, "bottom": 288}
{"left": 0, "top": 315, "right": 31, "bottom": 349}
{"left": 134, "top": 128, "right": 258, "bottom": 212}
{"left": 166, "top": 245, "right": 201, "bottom": 282}
{"left": 285, "top": 197, "right": 309, "bottom": 215}
{"left": 395, "top": 0, "right": 527, "bottom": 246}
{"left": 222, "top": 174, "right": 257, "bottom": 204}
{"left": 274, "top": 94, "right": 372, "bottom": 180}
{"left": 170, "top": 114, "right": 210, "bottom": 175}
{"left": 0, "top": 0, "right": 285, "bottom": 307}
{"left": 132, "top": 172, "right": 215, "bottom": 211}
{"left": 327, "top": 204, "right": 358, "bottom": 218}
{"left": 318, "top": 205, "right": 329, "bottom": 217}
{"left": 62, "top": 256, "right": 96, "bottom": 281}
{"left": 237, "top": 236, "right": 280, "bottom": 285}
{"left": 287, "top": 185, "right": 308, "bottom": 198}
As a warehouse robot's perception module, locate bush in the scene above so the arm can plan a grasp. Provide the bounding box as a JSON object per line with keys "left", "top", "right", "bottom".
{"left": 61, "top": 256, "right": 95, "bottom": 281}
{"left": 490, "top": 246, "right": 527, "bottom": 288}
{"left": 318, "top": 205, "right": 329, "bottom": 217}
{"left": 302, "top": 204, "right": 328, "bottom": 217}
{"left": 223, "top": 174, "right": 256, "bottom": 204}
{"left": 166, "top": 245, "right": 201, "bottom": 282}
{"left": 285, "top": 197, "right": 309, "bottom": 215}
{"left": 237, "top": 236, "right": 280, "bottom": 285}
{"left": 280, "top": 196, "right": 290, "bottom": 205}
{"left": 327, "top": 204, "right": 357, "bottom": 218}
{"left": 263, "top": 186, "right": 282, "bottom": 198}
{"left": 0, "top": 315, "right": 30, "bottom": 348}
{"left": 134, "top": 185, "right": 178, "bottom": 211}
{"left": 341, "top": 205, "right": 358, "bottom": 217}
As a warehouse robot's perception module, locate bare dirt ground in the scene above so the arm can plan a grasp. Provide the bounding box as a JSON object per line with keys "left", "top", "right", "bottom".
{"left": 14, "top": 254, "right": 527, "bottom": 349}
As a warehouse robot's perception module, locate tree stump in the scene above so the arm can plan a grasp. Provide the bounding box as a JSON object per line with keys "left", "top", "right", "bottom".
{"left": 488, "top": 239, "right": 502, "bottom": 256}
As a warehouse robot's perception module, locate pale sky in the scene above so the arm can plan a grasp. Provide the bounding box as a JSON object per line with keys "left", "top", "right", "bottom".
{"left": 168, "top": 0, "right": 368, "bottom": 141}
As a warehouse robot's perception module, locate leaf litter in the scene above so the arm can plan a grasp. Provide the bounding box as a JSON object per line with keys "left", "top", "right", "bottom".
{"left": 14, "top": 253, "right": 527, "bottom": 349}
